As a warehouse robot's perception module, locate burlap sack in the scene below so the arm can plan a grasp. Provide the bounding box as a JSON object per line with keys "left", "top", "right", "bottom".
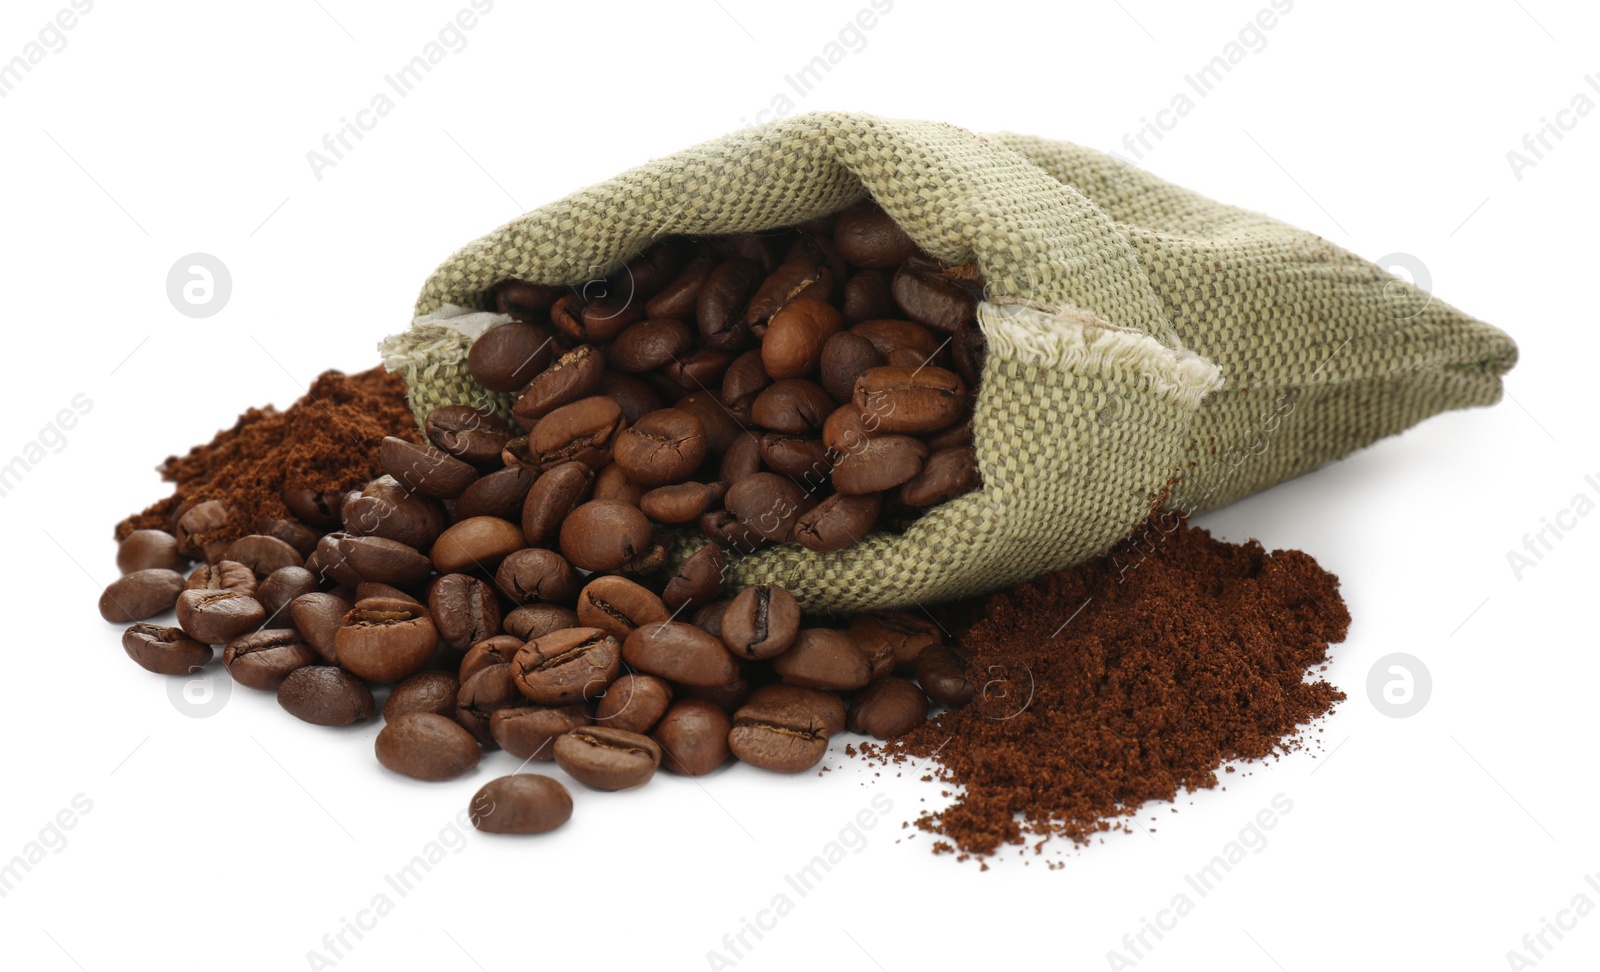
{"left": 380, "top": 111, "right": 1516, "bottom": 612}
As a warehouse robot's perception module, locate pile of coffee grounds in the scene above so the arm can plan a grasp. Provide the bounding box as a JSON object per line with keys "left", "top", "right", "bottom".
{"left": 859, "top": 517, "right": 1348, "bottom": 862}
{"left": 115, "top": 366, "right": 418, "bottom": 548}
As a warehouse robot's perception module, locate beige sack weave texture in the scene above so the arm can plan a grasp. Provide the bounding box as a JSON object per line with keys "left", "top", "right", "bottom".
{"left": 380, "top": 111, "right": 1516, "bottom": 612}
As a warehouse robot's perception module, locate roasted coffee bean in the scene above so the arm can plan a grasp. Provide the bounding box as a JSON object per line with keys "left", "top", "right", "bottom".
{"left": 470, "top": 774, "right": 573, "bottom": 833}
{"left": 176, "top": 589, "right": 265, "bottom": 644}
{"left": 174, "top": 500, "right": 230, "bottom": 561}
{"left": 357, "top": 582, "right": 421, "bottom": 604}
{"left": 639, "top": 480, "right": 723, "bottom": 524}
{"left": 429, "top": 573, "right": 502, "bottom": 651}
{"left": 613, "top": 408, "right": 707, "bottom": 486}
{"left": 744, "top": 684, "right": 846, "bottom": 736}
{"left": 289, "top": 592, "right": 352, "bottom": 665}
{"left": 654, "top": 700, "right": 732, "bottom": 776}
{"left": 646, "top": 247, "right": 716, "bottom": 321}
{"left": 470, "top": 320, "right": 554, "bottom": 392}
{"left": 846, "top": 677, "right": 929, "bottom": 738}
{"left": 221, "top": 534, "right": 302, "bottom": 577}
{"left": 819, "top": 330, "right": 886, "bottom": 404}
{"left": 558, "top": 500, "right": 651, "bottom": 573}
{"left": 529, "top": 395, "right": 624, "bottom": 470}
{"left": 623, "top": 539, "right": 669, "bottom": 578}
{"left": 821, "top": 403, "right": 880, "bottom": 455}
{"left": 854, "top": 366, "right": 968, "bottom": 434}
{"left": 513, "top": 627, "right": 623, "bottom": 706}
{"left": 793, "top": 492, "right": 883, "bottom": 551}
{"left": 282, "top": 487, "right": 345, "bottom": 529}
{"left": 891, "top": 255, "right": 979, "bottom": 332}
{"left": 699, "top": 509, "right": 767, "bottom": 554}
{"left": 857, "top": 629, "right": 897, "bottom": 681}
{"left": 840, "top": 269, "right": 896, "bottom": 324}
{"left": 549, "top": 290, "right": 643, "bottom": 344}
{"left": 744, "top": 255, "right": 832, "bottom": 329}
{"left": 593, "top": 673, "right": 673, "bottom": 734}
{"left": 553, "top": 726, "right": 662, "bottom": 791}
{"left": 720, "top": 585, "right": 801, "bottom": 661}
{"left": 222, "top": 628, "right": 318, "bottom": 690}
{"left": 914, "top": 644, "right": 977, "bottom": 709}
{"left": 334, "top": 597, "right": 439, "bottom": 683}
{"left": 625, "top": 239, "right": 691, "bottom": 298}
{"left": 831, "top": 435, "right": 927, "bottom": 494}
{"left": 900, "top": 445, "right": 980, "bottom": 506}
{"left": 662, "top": 543, "right": 726, "bottom": 610}
{"left": 673, "top": 392, "right": 740, "bottom": 454}
{"left": 850, "top": 318, "right": 944, "bottom": 363}
{"left": 254, "top": 516, "right": 321, "bottom": 558}
{"left": 951, "top": 318, "right": 988, "bottom": 385}
{"left": 185, "top": 560, "right": 258, "bottom": 595}
{"left": 592, "top": 462, "right": 644, "bottom": 506}
{"left": 926, "top": 415, "right": 975, "bottom": 451}
{"left": 833, "top": 199, "right": 918, "bottom": 269}
{"left": 490, "top": 705, "right": 591, "bottom": 761}
{"left": 336, "top": 534, "right": 433, "bottom": 587}
{"left": 380, "top": 436, "right": 479, "bottom": 499}
{"left": 592, "top": 374, "right": 662, "bottom": 429}
{"left": 661, "top": 346, "right": 737, "bottom": 392}
{"left": 759, "top": 434, "right": 832, "bottom": 481}
{"left": 500, "top": 435, "right": 538, "bottom": 471}
{"left": 431, "top": 516, "right": 526, "bottom": 574}
{"left": 608, "top": 319, "right": 694, "bottom": 373}
{"left": 729, "top": 691, "right": 832, "bottom": 773}
{"left": 117, "top": 530, "right": 186, "bottom": 574}
{"left": 459, "top": 635, "right": 524, "bottom": 683}
{"left": 718, "top": 231, "right": 788, "bottom": 274}
{"left": 377, "top": 712, "right": 482, "bottom": 781}
{"left": 385, "top": 670, "right": 460, "bottom": 721}
{"left": 761, "top": 298, "right": 842, "bottom": 380}
{"left": 425, "top": 405, "right": 514, "bottom": 467}
{"left": 457, "top": 662, "right": 523, "bottom": 745}
{"left": 514, "top": 345, "right": 606, "bottom": 425}
{"left": 122, "top": 623, "right": 211, "bottom": 676}
{"left": 307, "top": 534, "right": 360, "bottom": 588}
{"left": 719, "top": 432, "right": 763, "bottom": 483}
{"left": 278, "top": 666, "right": 375, "bottom": 726}
{"left": 674, "top": 678, "right": 753, "bottom": 713}
{"left": 724, "top": 473, "right": 808, "bottom": 543}
{"left": 622, "top": 621, "right": 740, "bottom": 687}
{"left": 454, "top": 466, "right": 537, "bottom": 521}
{"left": 773, "top": 629, "right": 870, "bottom": 691}
{"left": 492, "top": 280, "right": 562, "bottom": 320}
{"left": 342, "top": 476, "right": 448, "bottom": 550}
{"left": 257, "top": 567, "right": 318, "bottom": 617}
{"left": 691, "top": 599, "right": 732, "bottom": 641}
{"left": 518, "top": 460, "right": 592, "bottom": 546}
{"left": 495, "top": 549, "right": 579, "bottom": 604}
{"left": 750, "top": 379, "right": 835, "bottom": 435}
{"left": 502, "top": 604, "right": 579, "bottom": 641}
{"left": 575, "top": 576, "right": 668, "bottom": 641}
{"left": 849, "top": 611, "right": 942, "bottom": 668}
{"left": 99, "top": 568, "right": 185, "bottom": 623}
{"left": 720, "top": 349, "right": 771, "bottom": 410}
{"left": 697, "top": 258, "right": 762, "bottom": 350}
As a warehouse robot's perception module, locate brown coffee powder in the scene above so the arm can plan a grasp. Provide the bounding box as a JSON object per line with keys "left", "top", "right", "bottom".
{"left": 859, "top": 517, "right": 1348, "bottom": 862}
{"left": 115, "top": 366, "right": 419, "bottom": 548}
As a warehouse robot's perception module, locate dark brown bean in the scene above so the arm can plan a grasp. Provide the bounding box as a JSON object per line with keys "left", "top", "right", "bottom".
{"left": 819, "top": 330, "right": 886, "bottom": 404}
{"left": 646, "top": 247, "right": 717, "bottom": 322}
{"left": 174, "top": 500, "right": 230, "bottom": 562}
{"left": 490, "top": 705, "right": 591, "bottom": 761}
{"left": 593, "top": 673, "right": 673, "bottom": 734}
{"left": 661, "top": 346, "right": 737, "bottom": 392}
{"left": 833, "top": 199, "right": 918, "bottom": 269}
{"left": 502, "top": 604, "right": 579, "bottom": 642}
{"left": 430, "top": 516, "right": 526, "bottom": 574}
{"left": 494, "top": 549, "right": 579, "bottom": 604}
{"left": 773, "top": 628, "right": 870, "bottom": 691}
{"left": 744, "top": 684, "right": 847, "bottom": 737}
{"left": 622, "top": 621, "right": 742, "bottom": 688}
{"left": 674, "top": 393, "right": 740, "bottom": 455}
{"left": 750, "top": 379, "right": 836, "bottom": 435}
{"left": 662, "top": 543, "right": 726, "bottom": 610}
{"left": 185, "top": 560, "right": 258, "bottom": 594}
{"left": 469, "top": 320, "right": 554, "bottom": 392}
{"left": 252, "top": 516, "right": 321, "bottom": 559}
{"left": 719, "top": 432, "right": 764, "bottom": 483}
{"left": 379, "top": 436, "right": 479, "bottom": 499}
{"left": 337, "top": 534, "right": 433, "bottom": 588}
{"left": 491, "top": 280, "right": 561, "bottom": 321}
{"left": 341, "top": 476, "right": 448, "bottom": 550}
{"left": 459, "top": 635, "right": 524, "bottom": 684}
{"left": 724, "top": 473, "right": 808, "bottom": 543}
{"left": 512, "top": 627, "right": 623, "bottom": 706}
{"left": 334, "top": 596, "right": 439, "bottom": 683}
{"left": 654, "top": 699, "right": 732, "bottom": 776}
{"left": 377, "top": 712, "right": 482, "bottom": 781}
{"left": 122, "top": 623, "right": 211, "bottom": 676}
{"left": 100, "top": 569, "right": 185, "bottom": 623}
{"left": 639, "top": 480, "right": 723, "bottom": 524}
{"left": 891, "top": 255, "right": 980, "bottom": 332}
{"left": 575, "top": 576, "right": 668, "bottom": 641}
{"left": 853, "top": 366, "right": 968, "bottom": 435}
{"left": 759, "top": 434, "right": 832, "bottom": 482}
{"left": 384, "top": 670, "right": 461, "bottom": 721}
{"left": 176, "top": 589, "right": 265, "bottom": 644}
{"left": 849, "top": 612, "right": 943, "bottom": 668}
{"left": 528, "top": 395, "right": 624, "bottom": 471}
{"left": 850, "top": 319, "right": 944, "bottom": 363}
{"left": 761, "top": 298, "right": 842, "bottom": 380}
{"left": 425, "top": 405, "right": 514, "bottom": 467}
{"left": 697, "top": 257, "right": 762, "bottom": 350}
{"left": 720, "top": 585, "right": 801, "bottom": 661}
{"left": 793, "top": 492, "right": 883, "bottom": 551}
{"left": 914, "top": 644, "right": 977, "bottom": 709}
{"left": 613, "top": 408, "right": 707, "bottom": 486}
{"left": 282, "top": 488, "right": 345, "bottom": 529}
{"left": 729, "top": 690, "right": 832, "bottom": 773}
{"left": 289, "top": 592, "right": 352, "bottom": 665}
{"left": 553, "top": 726, "right": 662, "bottom": 790}
{"left": 608, "top": 319, "right": 694, "bottom": 373}
{"left": 831, "top": 435, "right": 928, "bottom": 494}
{"left": 744, "top": 255, "right": 832, "bottom": 328}
{"left": 900, "top": 445, "right": 981, "bottom": 506}
{"left": 549, "top": 289, "right": 643, "bottom": 344}
{"left": 117, "top": 530, "right": 186, "bottom": 574}
{"left": 278, "top": 666, "right": 375, "bottom": 726}
{"left": 598, "top": 372, "right": 666, "bottom": 426}
{"left": 469, "top": 774, "right": 573, "bottom": 833}
{"left": 558, "top": 500, "right": 651, "bottom": 573}
{"left": 429, "top": 573, "right": 503, "bottom": 650}
{"left": 513, "top": 344, "right": 606, "bottom": 425}
{"left": 840, "top": 269, "right": 896, "bottom": 324}
{"left": 257, "top": 567, "right": 318, "bottom": 617}
{"left": 456, "top": 662, "right": 523, "bottom": 745}
{"left": 846, "top": 677, "right": 929, "bottom": 738}
{"left": 454, "top": 465, "right": 537, "bottom": 521}
{"left": 223, "top": 628, "right": 318, "bottom": 690}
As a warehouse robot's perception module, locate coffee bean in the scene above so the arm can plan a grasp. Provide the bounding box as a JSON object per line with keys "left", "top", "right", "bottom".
{"left": 122, "top": 623, "right": 211, "bottom": 676}
{"left": 592, "top": 462, "right": 644, "bottom": 506}
{"left": 697, "top": 258, "right": 762, "bottom": 350}
{"left": 289, "top": 592, "right": 352, "bottom": 665}
{"left": 793, "top": 492, "right": 883, "bottom": 552}
{"left": 654, "top": 699, "right": 732, "bottom": 776}
{"left": 821, "top": 403, "right": 879, "bottom": 454}
{"left": 282, "top": 487, "right": 346, "bottom": 529}
{"left": 900, "top": 445, "right": 980, "bottom": 506}
{"left": 307, "top": 534, "right": 360, "bottom": 588}
{"left": 744, "top": 254, "right": 833, "bottom": 330}
{"left": 553, "top": 726, "right": 662, "bottom": 790}
{"left": 174, "top": 500, "right": 230, "bottom": 561}
{"left": 850, "top": 319, "right": 944, "bottom": 363}
{"left": 830, "top": 435, "right": 927, "bottom": 494}
{"left": 699, "top": 509, "right": 767, "bottom": 554}
{"left": 258, "top": 566, "right": 318, "bottom": 617}
{"left": 662, "top": 543, "right": 726, "bottom": 610}
{"left": 337, "top": 534, "right": 433, "bottom": 588}
{"left": 495, "top": 548, "right": 579, "bottom": 604}
{"left": 608, "top": 319, "right": 694, "bottom": 373}
{"left": 222, "top": 628, "right": 319, "bottom": 690}
{"left": 334, "top": 596, "right": 439, "bottom": 683}
{"left": 761, "top": 298, "right": 842, "bottom": 380}
{"left": 491, "top": 280, "right": 562, "bottom": 321}
{"left": 926, "top": 416, "right": 975, "bottom": 451}
{"left": 460, "top": 635, "right": 524, "bottom": 683}
{"left": 857, "top": 628, "right": 897, "bottom": 681}
{"left": 720, "top": 350, "right": 772, "bottom": 416}
{"left": 519, "top": 460, "right": 593, "bottom": 546}
{"left": 176, "top": 589, "right": 266, "bottom": 644}
{"left": 840, "top": 269, "right": 896, "bottom": 324}
{"left": 117, "top": 530, "right": 186, "bottom": 574}
{"left": 673, "top": 393, "right": 740, "bottom": 454}
{"left": 529, "top": 395, "right": 624, "bottom": 470}
{"left": 891, "top": 255, "right": 979, "bottom": 333}
{"left": 773, "top": 628, "right": 870, "bottom": 691}
{"left": 429, "top": 573, "right": 503, "bottom": 650}
{"left": 278, "top": 666, "right": 375, "bottom": 726}
{"left": 384, "top": 670, "right": 460, "bottom": 721}
{"left": 426, "top": 405, "right": 514, "bottom": 467}
{"left": 455, "top": 465, "right": 537, "bottom": 521}
{"left": 819, "top": 330, "right": 886, "bottom": 403}
{"left": 220, "top": 534, "right": 303, "bottom": 579}
{"left": 613, "top": 408, "right": 707, "bottom": 486}
{"left": 849, "top": 611, "right": 942, "bottom": 668}
{"left": 913, "top": 644, "right": 976, "bottom": 709}
{"left": 622, "top": 621, "right": 740, "bottom": 687}
{"left": 514, "top": 345, "right": 606, "bottom": 425}
{"left": 469, "top": 774, "right": 573, "bottom": 833}
{"left": 593, "top": 673, "right": 673, "bottom": 734}
{"left": 729, "top": 690, "right": 832, "bottom": 773}
{"left": 457, "top": 662, "right": 523, "bottom": 746}
{"left": 430, "top": 516, "right": 527, "bottom": 574}
{"left": 854, "top": 366, "right": 967, "bottom": 434}
{"left": 253, "top": 516, "right": 321, "bottom": 558}
{"left": 719, "top": 433, "right": 763, "bottom": 483}
{"left": 358, "top": 582, "right": 421, "bottom": 605}
{"left": 646, "top": 247, "right": 716, "bottom": 321}
{"left": 691, "top": 599, "right": 732, "bottom": 641}
{"left": 750, "top": 379, "right": 836, "bottom": 435}
{"left": 575, "top": 576, "right": 668, "bottom": 641}
{"left": 100, "top": 569, "right": 186, "bottom": 623}
{"left": 513, "top": 627, "right": 623, "bottom": 706}
{"left": 744, "top": 683, "right": 846, "bottom": 737}
{"left": 500, "top": 436, "right": 537, "bottom": 471}
{"left": 469, "top": 321, "right": 554, "bottom": 392}
{"left": 558, "top": 500, "right": 651, "bottom": 573}
{"left": 377, "top": 712, "right": 482, "bottom": 781}
{"left": 185, "top": 560, "right": 258, "bottom": 595}
{"left": 550, "top": 289, "right": 643, "bottom": 344}
{"left": 847, "top": 677, "right": 929, "bottom": 739}
{"left": 342, "top": 476, "right": 448, "bottom": 550}
{"left": 675, "top": 677, "right": 754, "bottom": 713}
{"left": 720, "top": 585, "right": 801, "bottom": 661}
{"left": 661, "top": 346, "right": 737, "bottom": 392}
{"left": 833, "top": 199, "right": 918, "bottom": 269}
{"left": 490, "top": 705, "right": 591, "bottom": 760}
{"left": 380, "top": 436, "right": 479, "bottom": 499}
{"left": 502, "top": 604, "right": 579, "bottom": 641}
{"left": 640, "top": 480, "right": 723, "bottom": 524}
{"left": 724, "top": 473, "right": 808, "bottom": 543}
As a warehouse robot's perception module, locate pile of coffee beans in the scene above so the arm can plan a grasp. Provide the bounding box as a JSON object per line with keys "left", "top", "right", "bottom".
{"left": 99, "top": 202, "right": 1003, "bottom": 835}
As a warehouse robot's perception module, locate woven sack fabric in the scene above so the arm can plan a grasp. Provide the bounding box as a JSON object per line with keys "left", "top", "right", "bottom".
{"left": 380, "top": 111, "right": 1517, "bottom": 612}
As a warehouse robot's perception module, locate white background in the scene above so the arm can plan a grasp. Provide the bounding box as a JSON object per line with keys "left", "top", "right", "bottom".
{"left": 1, "top": 1, "right": 1595, "bottom": 969}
